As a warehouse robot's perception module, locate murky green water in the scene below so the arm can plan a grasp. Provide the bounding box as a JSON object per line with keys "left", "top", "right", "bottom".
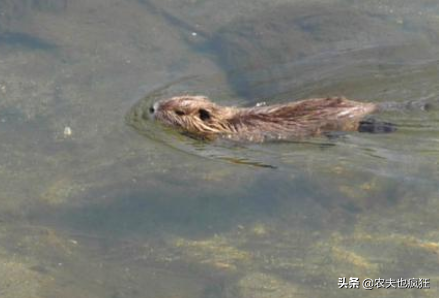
{"left": 1, "top": 0, "right": 439, "bottom": 297}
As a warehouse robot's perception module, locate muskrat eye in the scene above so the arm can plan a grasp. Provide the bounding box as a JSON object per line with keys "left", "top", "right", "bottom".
{"left": 175, "top": 110, "right": 185, "bottom": 116}
{"left": 149, "top": 106, "right": 155, "bottom": 113}
{"left": 199, "top": 109, "right": 211, "bottom": 121}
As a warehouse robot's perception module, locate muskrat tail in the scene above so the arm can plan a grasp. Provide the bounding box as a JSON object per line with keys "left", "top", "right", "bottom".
{"left": 361, "top": 98, "right": 439, "bottom": 134}
{"left": 376, "top": 98, "right": 437, "bottom": 112}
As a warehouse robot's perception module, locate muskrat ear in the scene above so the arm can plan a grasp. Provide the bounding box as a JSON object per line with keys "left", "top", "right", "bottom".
{"left": 198, "top": 109, "right": 211, "bottom": 121}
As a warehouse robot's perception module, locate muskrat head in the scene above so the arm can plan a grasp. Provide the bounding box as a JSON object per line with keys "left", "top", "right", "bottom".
{"left": 149, "top": 96, "right": 231, "bottom": 138}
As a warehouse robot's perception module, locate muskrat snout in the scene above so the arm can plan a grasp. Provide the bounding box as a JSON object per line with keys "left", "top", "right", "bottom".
{"left": 145, "top": 102, "right": 160, "bottom": 120}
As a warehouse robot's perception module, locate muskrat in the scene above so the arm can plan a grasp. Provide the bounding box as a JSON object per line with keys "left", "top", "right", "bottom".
{"left": 148, "top": 96, "right": 394, "bottom": 142}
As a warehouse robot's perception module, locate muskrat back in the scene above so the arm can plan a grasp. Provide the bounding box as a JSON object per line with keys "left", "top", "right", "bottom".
{"left": 149, "top": 96, "right": 380, "bottom": 142}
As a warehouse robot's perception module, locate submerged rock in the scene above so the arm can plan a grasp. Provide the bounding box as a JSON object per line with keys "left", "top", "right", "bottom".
{"left": 0, "top": 0, "right": 66, "bottom": 49}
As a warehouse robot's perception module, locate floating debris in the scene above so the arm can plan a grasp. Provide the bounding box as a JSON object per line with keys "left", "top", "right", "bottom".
{"left": 63, "top": 126, "right": 72, "bottom": 137}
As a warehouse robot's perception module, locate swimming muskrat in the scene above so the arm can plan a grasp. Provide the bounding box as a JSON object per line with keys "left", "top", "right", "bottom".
{"left": 148, "top": 96, "right": 394, "bottom": 142}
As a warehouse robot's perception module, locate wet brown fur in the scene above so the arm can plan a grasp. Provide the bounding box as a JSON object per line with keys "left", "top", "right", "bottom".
{"left": 151, "top": 96, "right": 377, "bottom": 142}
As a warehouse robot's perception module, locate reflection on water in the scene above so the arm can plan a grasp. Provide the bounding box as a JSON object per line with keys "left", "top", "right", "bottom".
{"left": 1, "top": 0, "right": 439, "bottom": 297}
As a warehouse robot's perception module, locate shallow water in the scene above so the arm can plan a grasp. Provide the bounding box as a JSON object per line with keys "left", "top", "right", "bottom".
{"left": 1, "top": 0, "right": 439, "bottom": 297}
